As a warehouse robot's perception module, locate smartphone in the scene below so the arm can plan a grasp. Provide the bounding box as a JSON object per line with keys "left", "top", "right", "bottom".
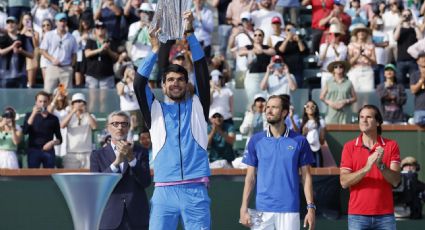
{"left": 290, "top": 28, "right": 297, "bottom": 34}
{"left": 25, "top": 20, "right": 32, "bottom": 28}
{"left": 273, "top": 63, "right": 282, "bottom": 69}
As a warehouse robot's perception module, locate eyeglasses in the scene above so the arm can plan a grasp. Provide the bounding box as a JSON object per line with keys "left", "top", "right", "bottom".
{"left": 109, "top": 122, "right": 130, "bottom": 128}
{"left": 254, "top": 34, "right": 263, "bottom": 37}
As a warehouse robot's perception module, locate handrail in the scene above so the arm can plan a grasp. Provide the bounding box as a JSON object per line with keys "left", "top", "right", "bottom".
{"left": 0, "top": 167, "right": 341, "bottom": 176}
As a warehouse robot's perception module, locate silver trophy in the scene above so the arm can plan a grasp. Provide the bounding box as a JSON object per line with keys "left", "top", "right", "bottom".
{"left": 150, "top": 0, "right": 192, "bottom": 42}
{"left": 52, "top": 173, "right": 122, "bottom": 230}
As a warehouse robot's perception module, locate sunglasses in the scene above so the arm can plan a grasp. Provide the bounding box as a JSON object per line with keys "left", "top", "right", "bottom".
{"left": 42, "top": 24, "right": 51, "bottom": 27}
{"left": 73, "top": 100, "right": 85, "bottom": 103}
{"left": 304, "top": 104, "right": 317, "bottom": 109}
{"left": 254, "top": 34, "right": 263, "bottom": 37}
{"left": 334, "top": 64, "right": 344, "bottom": 69}
{"left": 109, "top": 122, "right": 130, "bottom": 128}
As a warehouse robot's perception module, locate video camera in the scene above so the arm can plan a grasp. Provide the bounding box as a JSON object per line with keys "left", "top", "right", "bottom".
{"left": 393, "top": 171, "right": 425, "bottom": 219}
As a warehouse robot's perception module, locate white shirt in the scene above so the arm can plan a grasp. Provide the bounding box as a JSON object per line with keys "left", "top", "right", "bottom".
{"left": 66, "top": 113, "right": 95, "bottom": 153}
{"left": 109, "top": 142, "right": 137, "bottom": 173}
{"left": 266, "top": 73, "right": 296, "bottom": 96}
{"left": 209, "top": 86, "right": 233, "bottom": 120}
{"left": 318, "top": 42, "right": 348, "bottom": 71}
{"left": 382, "top": 11, "right": 401, "bottom": 45}
{"left": 128, "top": 22, "right": 152, "bottom": 61}
{"left": 119, "top": 83, "right": 140, "bottom": 111}
{"left": 234, "top": 33, "right": 252, "bottom": 71}
{"left": 372, "top": 30, "right": 389, "bottom": 65}
{"left": 251, "top": 9, "right": 284, "bottom": 45}
{"left": 193, "top": 7, "right": 214, "bottom": 47}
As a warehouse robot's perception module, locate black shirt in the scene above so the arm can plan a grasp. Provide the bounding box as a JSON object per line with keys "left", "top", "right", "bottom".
{"left": 0, "top": 33, "right": 32, "bottom": 74}
{"left": 246, "top": 44, "right": 272, "bottom": 73}
{"left": 398, "top": 27, "right": 417, "bottom": 62}
{"left": 275, "top": 40, "right": 307, "bottom": 75}
{"left": 23, "top": 112, "right": 62, "bottom": 150}
{"left": 410, "top": 71, "right": 425, "bottom": 110}
{"left": 85, "top": 38, "right": 116, "bottom": 78}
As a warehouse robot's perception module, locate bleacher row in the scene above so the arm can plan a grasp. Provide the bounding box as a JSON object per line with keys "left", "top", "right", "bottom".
{"left": 1, "top": 87, "right": 417, "bottom": 157}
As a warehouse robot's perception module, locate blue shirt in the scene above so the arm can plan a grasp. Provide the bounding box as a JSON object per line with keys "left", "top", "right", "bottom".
{"left": 242, "top": 127, "right": 314, "bottom": 212}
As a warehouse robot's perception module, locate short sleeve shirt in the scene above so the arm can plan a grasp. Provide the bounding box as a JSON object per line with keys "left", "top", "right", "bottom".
{"left": 243, "top": 128, "right": 314, "bottom": 212}
{"left": 340, "top": 134, "right": 401, "bottom": 215}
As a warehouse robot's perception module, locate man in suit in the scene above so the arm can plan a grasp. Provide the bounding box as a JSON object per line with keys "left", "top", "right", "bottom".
{"left": 90, "top": 111, "right": 151, "bottom": 230}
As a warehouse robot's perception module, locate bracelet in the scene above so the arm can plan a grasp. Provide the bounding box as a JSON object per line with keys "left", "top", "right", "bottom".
{"left": 307, "top": 203, "right": 316, "bottom": 210}
{"left": 184, "top": 28, "right": 195, "bottom": 34}
{"left": 120, "top": 80, "right": 126, "bottom": 84}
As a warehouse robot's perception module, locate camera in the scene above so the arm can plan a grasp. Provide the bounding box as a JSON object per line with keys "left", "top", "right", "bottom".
{"left": 393, "top": 172, "right": 425, "bottom": 219}
{"left": 1, "top": 111, "right": 14, "bottom": 119}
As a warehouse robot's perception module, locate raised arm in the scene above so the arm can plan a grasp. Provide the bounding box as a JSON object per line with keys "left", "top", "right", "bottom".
{"left": 133, "top": 28, "right": 159, "bottom": 129}
{"left": 185, "top": 11, "right": 210, "bottom": 121}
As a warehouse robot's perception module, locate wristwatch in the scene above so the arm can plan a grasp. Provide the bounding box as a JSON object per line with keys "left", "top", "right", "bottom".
{"left": 378, "top": 163, "right": 386, "bottom": 171}
{"left": 307, "top": 203, "right": 316, "bottom": 210}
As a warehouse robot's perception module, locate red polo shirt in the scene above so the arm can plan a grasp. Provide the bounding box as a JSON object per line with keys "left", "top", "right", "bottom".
{"left": 340, "top": 134, "right": 401, "bottom": 215}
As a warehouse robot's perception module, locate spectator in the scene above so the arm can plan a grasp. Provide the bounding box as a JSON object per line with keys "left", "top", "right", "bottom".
{"left": 210, "top": 53, "right": 231, "bottom": 83}
{"left": 207, "top": 107, "right": 236, "bottom": 168}
{"left": 0, "top": 107, "right": 22, "bottom": 169}
{"left": 239, "top": 93, "right": 266, "bottom": 148}
{"left": 113, "top": 48, "right": 133, "bottom": 80}
{"left": 225, "top": 0, "right": 255, "bottom": 28}
{"left": 281, "top": 94, "right": 300, "bottom": 132}
{"left": 39, "top": 18, "right": 53, "bottom": 82}
{"left": 61, "top": 93, "right": 97, "bottom": 169}
{"left": 67, "top": 0, "right": 93, "bottom": 33}
{"left": 376, "top": 64, "right": 407, "bottom": 124}
{"left": 7, "top": 0, "right": 31, "bottom": 20}
{"left": 238, "top": 28, "right": 275, "bottom": 103}
{"left": 212, "top": 0, "right": 232, "bottom": 56}
{"left": 347, "top": 24, "right": 376, "bottom": 92}
{"left": 260, "top": 55, "right": 297, "bottom": 97}
{"left": 275, "top": 22, "right": 307, "bottom": 87}
{"left": 274, "top": 0, "right": 301, "bottom": 26}
{"left": 40, "top": 13, "right": 78, "bottom": 93}
{"left": 267, "top": 16, "right": 285, "bottom": 48}
{"left": 345, "top": 0, "right": 368, "bottom": 31}
{"left": 407, "top": 51, "right": 425, "bottom": 126}
{"left": 0, "top": 16, "right": 34, "bottom": 88}
{"left": 23, "top": 91, "right": 62, "bottom": 168}
{"left": 340, "top": 104, "right": 401, "bottom": 230}
{"left": 320, "top": 60, "right": 357, "bottom": 124}
{"left": 84, "top": 20, "right": 118, "bottom": 89}
{"left": 228, "top": 11, "right": 254, "bottom": 73}
{"left": 138, "top": 127, "right": 152, "bottom": 168}
{"left": 318, "top": 0, "right": 351, "bottom": 45}
{"left": 116, "top": 66, "right": 144, "bottom": 134}
{"left": 31, "top": 0, "right": 57, "bottom": 34}
{"left": 300, "top": 100, "right": 326, "bottom": 167}
{"left": 47, "top": 84, "right": 69, "bottom": 159}
{"left": 94, "top": 0, "right": 123, "bottom": 43}
{"left": 19, "top": 12, "right": 39, "bottom": 89}
{"left": 251, "top": 0, "right": 284, "bottom": 42}
{"left": 371, "top": 15, "right": 389, "bottom": 85}
{"left": 239, "top": 95, "right": 315, "bottom": 229}
{"left": 72, "top": 18, "right": 94, "bottom": 87}
{"left": 193, "top": 0, "right": 214, "bottom": 59}
{"left": 394, "top": 9, "right": 422, "bottom": 86}
{"left": 0, "top": 3, "right": 7, "bottom": 33}
{"left": 90, "top": 111, "right": 151, "bottom": 230}
{"left": 382, "top": 0, "right": 401, "bottom": 64}
{"left": 318, "top": 23, "right": 348, "bottom": 87}
{"left": 123, "top": 0, "right": 142, "bottom": 26}
{"left": 209, "top": 69, "right": 234, "bottom": 124}
{"left": 301, "top": 0, "right": 334, "bottom": 53}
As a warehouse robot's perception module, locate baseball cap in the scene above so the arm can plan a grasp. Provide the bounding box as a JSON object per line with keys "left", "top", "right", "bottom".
{"left": 6, "top": 16, "right": 16, "bottom": 23}
{"left": 55, "top": 13, "right": 67, "bottom": 21}
{"left": 138, "top": 3, "right": 154, "bottom": 12}
{"left": 334, "top": 0, "right": 346, "bottom": 5}
{"left": 71, "top": 93, "right": 86, "bottom": 103}
{"left": 384, "top": 64, "right": 397, "bottom": 71}
{"left": 253, "top": 93, "right": 266, "bottom": 102}
{"left": 272, "top": 55, "right": 283, "bottom": 63}
{"left": 209, "top": 107, "right": 225, "bottom": 119}
{"left": 240, "top": 11, "right": 251, "bottom": 21}
{"left": 271, "top": 16, "right": 282, "bottom": 24}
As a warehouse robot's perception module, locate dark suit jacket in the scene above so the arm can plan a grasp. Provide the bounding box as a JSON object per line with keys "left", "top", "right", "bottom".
{"left": 90, "top": 143, "right": 151, "bottom": 229}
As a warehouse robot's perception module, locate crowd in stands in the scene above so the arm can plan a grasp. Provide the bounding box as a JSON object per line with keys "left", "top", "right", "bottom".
{"left": 0, "top": 0, "right": 425, "bottom": 170}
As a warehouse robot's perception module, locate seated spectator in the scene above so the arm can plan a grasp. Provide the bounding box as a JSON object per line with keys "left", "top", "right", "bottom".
{"left": 376, "top": 64, "right": 407, "bottom": 124}
{"left": 193, "top": 0, "right": 214, "bottom": 59}
{"left": 238, "top": 29, "right": 274, "bottom": 103}
{"left": 300, "top": 100, "right": 326, "bottom": 167}
{"left": 23, "top": 91, "right": 62, "bottom": 168}
{"left": 318, "top": 23, "right": 348, "bottom": 87}
{"left": 60, "top": 93, "right": 97, "bottom": 168}
{"left": 371, "top": 15, "right": 389, "bottom": 85}
{"left": 239, "top": 93, "right": 266, "bottom": 148}
{"left": 207, "top": 108, "right": 236, "bottom": 168}
{"left": 138, "top": 127, "right": 152, "bottom": 168}
{"left": 47, "top": 84, "right": 69, "bottom": 159}
{"left": 209, "top": 69, "right": 234, "bottom": 124}
{"left": 347, "top": 24, "right": 376, "bottom": 92}
{"left": 275, "top": 22, "right": 307, "bottom": 87}
{"left": 84, "top": 20, "right": 118, "bottom": 89}
{"left": 0, "top": 107, "right": 22, "bottom": 169}
{"left": 408, "top": 51, "right": 425, "bottom": 126}
{"left": 0, "top": 16, "right": 34, "bottom": 88}
{"left": 320, "top": 60, "right": 357, "bottom": 124}
{"left": 260, "top": 55, "right": 297, "bottom": 97}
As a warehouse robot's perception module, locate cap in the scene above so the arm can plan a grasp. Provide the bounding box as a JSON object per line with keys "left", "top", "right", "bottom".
{"left": 401, "top": 156, "right": 418, "bottom": 168}
{"left": 210, "top": 69, "right": 222, "bottom": 77}
{"left": 384, "top": 63, "right": 397, "bottom": 71}
{"left": 6, "top": 16, "right": 17, "bottom": 23}
{"left": 55, "top": 13, "right": 67, "bottom": 21}
{"left": 253, "top": 93, "right": 266, "bottom": 102}
{"left": 334, "top": 0, "right": 346, "bottom": 5}
{"left": 271, "top": 16, "right": 282, "bottom": 24}
{"left": 71, "top": 93, "right": 86, "bottom": 103}
{"left": 138, "top": 3, "right": 154, "bottom": 12}
{"left": 209, "top": 107, "right": 225, "bottom": 119}
{"left": 94, "top": 20, "right": 105, "bottom": 27}
{"left": 240, "top": 11, "right": 251, "bottom": 21}
{"left": 272, "top": 55, "right": 283, "bottom": 63}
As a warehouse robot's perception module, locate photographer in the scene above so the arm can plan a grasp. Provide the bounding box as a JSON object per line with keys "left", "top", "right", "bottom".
{"left": 394, "top": 9, "right": 422, "bottom": 86}
{"left": 84, "top": 20, "right": 118, "bottom": 89}
{"left": 23, "top": 91, "right": 62, "bottom": 168}
{"left": 0, "top": 107, "right": 22, "bottom": 169}
{"left": 394, "top": 156, "right": 425, "bottom": 219}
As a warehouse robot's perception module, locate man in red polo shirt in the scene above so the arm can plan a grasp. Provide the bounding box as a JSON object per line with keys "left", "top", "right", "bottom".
{"left": 340, "top": 104, "right": 401, "bottom": 230}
